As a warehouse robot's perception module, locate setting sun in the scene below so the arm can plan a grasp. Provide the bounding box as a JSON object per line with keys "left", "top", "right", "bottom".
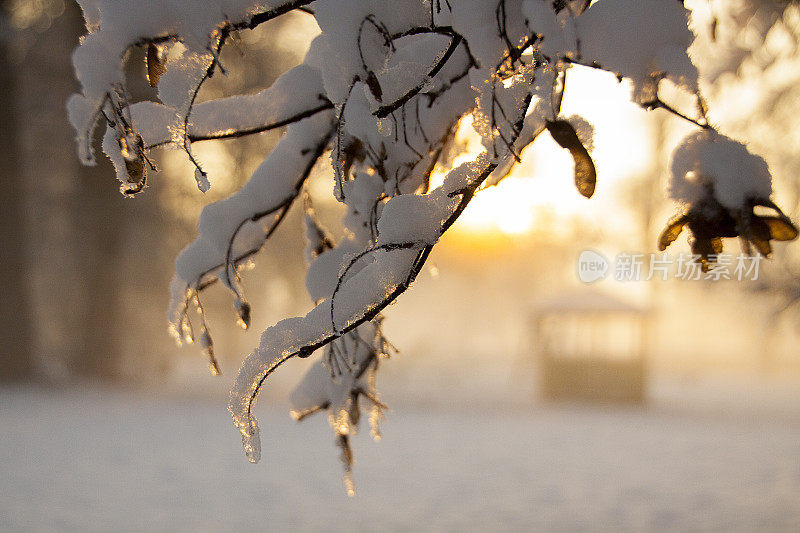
{"left": 433, "top": 67, "right": 659, "bottom": 241}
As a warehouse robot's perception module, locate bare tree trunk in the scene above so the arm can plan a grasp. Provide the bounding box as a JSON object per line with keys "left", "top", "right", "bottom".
{"left": 16, "top": 3, "right": 125, "bottom": 380}
{"left": 0, "top": 18, "right": 35, "bottom": 382}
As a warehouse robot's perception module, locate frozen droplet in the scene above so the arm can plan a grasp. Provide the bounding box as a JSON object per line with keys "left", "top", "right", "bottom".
{"left": 420, "top": 75, "right": 436, "bottom": 93}
{"left": 198, "top": 330, "right": 212, "bottom": 349}
{"left": 208, "top": 357, "right": 221, "bottom": 376}
{"left": 194, "top": 168, "right": 210, "bottom": 193}
{"left": 369, "top": 405, "right": 383, "bottom": 441}
{"left": 241, "top": 419, "right": 261, "bottom": 463}
{"left": 344, "top": 471, "right": 355, "bottom": 497}
{"left": 234, "top": 298, "right": 251, "bottom": 330}
{"left": 377, "top": 117, "right": 392, "bottom": 137}
{"left": 180, "top": 317, "right": 194, "bottom": 344}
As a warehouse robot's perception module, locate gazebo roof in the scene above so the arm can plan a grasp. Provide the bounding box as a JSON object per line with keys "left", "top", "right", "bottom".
{"left": 532, "top": 288, "right": 647, "bottom": 316}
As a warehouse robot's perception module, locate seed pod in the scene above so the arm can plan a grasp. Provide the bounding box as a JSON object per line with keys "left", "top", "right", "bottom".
{"left": 146, "top": 43, "right": 166, "bottom": 87}
{"left": 365, "top": 71, "right": 383, "bottom": 102}
{"left": 570, "top": 0, "right": 591, "bottom": 15}
{"left": 762, "top": 216, "right": 799, "bottom": 241}
{"left": 546, "top": 119, "right": 597, "bottom": 199}
{"left": 659, "top": 192, "right": 799, "bottom": 268}
{"left": 124, "top": 156, "right": 146, "bottom": 184}
{"left": 689, "top": 235, "right": 723, "bottom": 270}
{"left": 302, "top": 195, "right": 336, "bottom": 264}
{"left": 565, "top": 0, "right": 591, "bottom": 15}
{"left": 748, "top": 215, "right": 774, "bottom": 256}
{"left": 658, "top": 213, "right": 688, "bottom": 251}
{"left": 118, "top": 131, "right": 147, "bottom": 186}
{"left": 752, "top": 198, "right": 799, "bottom": 242}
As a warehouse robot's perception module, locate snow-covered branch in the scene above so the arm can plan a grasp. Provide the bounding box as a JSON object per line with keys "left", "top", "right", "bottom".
{"left": 67, "top": 0, "right": 799, "bottom": 493}
{"left": 168, "top": 110, "right": 336, "bottom": 372}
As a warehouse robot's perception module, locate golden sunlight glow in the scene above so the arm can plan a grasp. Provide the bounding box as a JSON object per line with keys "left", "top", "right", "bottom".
{"left": 432, "top": 67, "right": 657, "bottom": 242}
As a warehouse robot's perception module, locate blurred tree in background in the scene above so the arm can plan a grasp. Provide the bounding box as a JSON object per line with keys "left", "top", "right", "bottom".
{"left": 0, "top": 1, "right": 309, "bottom": 381}
{"left": 0, "top": 4, "right": 33, "bottom": 381}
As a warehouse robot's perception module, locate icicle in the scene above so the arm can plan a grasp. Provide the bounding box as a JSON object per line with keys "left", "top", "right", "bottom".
{"left": 198, "top": 330, "right": 220, "bottom": 376}
{"left": 180, "top": 314, "right": 194, "bottom": 344}
{"left": 240, "top": 418, "right": 261, "bottom": 464}
{"left": 368, "top": 403, "right": 383, "bottom": 442}
{"left": 194, "top": 292, "right": 220, "bottom": 375}
{"left": 234, "top": 297, "right": 251, "bottom": 330}
{"left": 337, "top": 434, "right": 355, "bottom": 497}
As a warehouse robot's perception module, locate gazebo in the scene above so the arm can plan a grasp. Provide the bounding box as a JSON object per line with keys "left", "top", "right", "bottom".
{"left": 531, "top": 288, "right": 649, "bottom": 403}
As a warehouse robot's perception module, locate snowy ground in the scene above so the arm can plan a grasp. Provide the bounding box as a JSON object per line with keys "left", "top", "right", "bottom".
{"left": 2, "top": 381, "right": 800, "bottom": 532}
